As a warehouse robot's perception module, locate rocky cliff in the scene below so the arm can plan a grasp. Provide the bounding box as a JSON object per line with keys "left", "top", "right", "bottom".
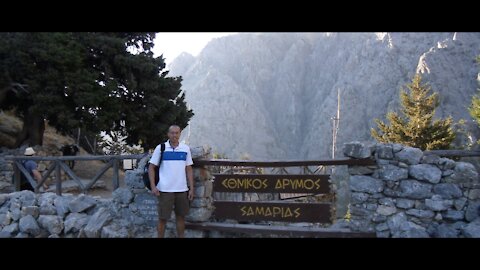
{"left": 169, "top": 32, "right": 480, "bottom": 160}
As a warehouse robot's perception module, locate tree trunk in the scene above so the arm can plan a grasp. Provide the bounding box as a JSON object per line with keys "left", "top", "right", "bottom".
{"left": 0, "top": 88, "right": 8, "bottom": 106}
{"left": 14, "top": 108, "right": 45, "bottom": 147}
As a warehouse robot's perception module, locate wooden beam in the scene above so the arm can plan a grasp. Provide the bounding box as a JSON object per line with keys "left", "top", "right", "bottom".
{"left": 39, "top": 162, "right": 56, "bottom": 187}
{"left": 4, "top": 154, "right": 146, "bottom": 161}
{"left": 55, "top": 161, "right": 62, "bottom": 196}
{"left": 213, "top": 174, "right": 331, "bottom": 194}
{"left": 193, "top": 158, "right": 376, "bottom": 167}
{"left": 13, "top": 162, "right": 21, "bottom": 191}
{"left": 5, "top": 155, "right": 377, "bottom": 167}
{"left": 112, "top": 159, "right": 119, "bottom": 190}
{"left": 424, "top": 150, "right": 480, "bottom": 157}
{"left": 85, "top": 160, "right": 113, "bottom": 190}
{"left": 59, "top": 161, "right": 86, "bottom": 191}
{"left": 185, "top": 222, "right": 376, "bottom": 238}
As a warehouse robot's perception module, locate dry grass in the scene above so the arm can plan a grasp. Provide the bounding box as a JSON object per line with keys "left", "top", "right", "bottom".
{"left": 1, "top": 110, "right": 126, "bottom": 197}
{"left": 0, "top": 110, "right": 23, "bottom": 148}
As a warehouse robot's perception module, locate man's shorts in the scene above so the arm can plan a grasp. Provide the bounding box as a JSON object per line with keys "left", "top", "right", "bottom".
{"left": 157, "top": 191, "right": 190, "bottom": 220}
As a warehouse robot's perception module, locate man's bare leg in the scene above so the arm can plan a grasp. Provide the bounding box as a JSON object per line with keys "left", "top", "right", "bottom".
{"left": 158, "top": 219, "right": 167, "bottom": 238}
{"left": 176, "top": 216, "right": 185, "bottom": 238}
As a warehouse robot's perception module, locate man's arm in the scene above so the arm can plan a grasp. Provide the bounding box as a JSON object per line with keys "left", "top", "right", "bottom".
{"left": 32, "top": 169, "right": 47, "bottom": 189}
{"left": 32, "top": 169, "right": 42, "bottom": 182}
{"left": 186, "top": 165, "right": 194, "bottom": 200}
{"left": 149, "top": 163, "right": 160, "bottom": 196}
{"left": 26, "top": 161, "right": 46, "bottom": 189}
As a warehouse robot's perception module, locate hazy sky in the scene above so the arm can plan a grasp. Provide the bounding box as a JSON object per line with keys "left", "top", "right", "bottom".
{"left": 153, "top": 32, "right": 237, "bottom": 65}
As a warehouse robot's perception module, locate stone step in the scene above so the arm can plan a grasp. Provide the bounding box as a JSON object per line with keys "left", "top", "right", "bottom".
{"left": 185, "top": 222, "right": 376, "bottom": 238}
{"left": 0, "top": 179, "right": 107, "bottom": 193}
{"left": 45, "top": 179, "right": 106, "bottom": 193}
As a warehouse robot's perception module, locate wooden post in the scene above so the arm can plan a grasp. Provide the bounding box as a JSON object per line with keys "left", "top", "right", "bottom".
{"left": 112, "top": 158, "right": 119, "bottom": 190}
{"left": 84, "top": 135, "right": 95, "bottom": 154}
{"left": 76, "top": 127, "right": 81, "bottom": 145}
{"left": 85, "top": 159, "right": 113, "bottom": 190}
{"left": 14, "top": 162, "right": 21, "bottom": 191}
{"left": 55, "top": 160, "right": 62, "bottom": 196}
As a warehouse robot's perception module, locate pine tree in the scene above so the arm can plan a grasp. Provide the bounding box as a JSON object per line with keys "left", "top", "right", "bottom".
{"left": 469, "top": 95, "right": 480, "bottom": 128}
{"left": 0, "top": 32, "right": 193, "bottom": 150}
{"left": 371, "top": 74, "right": 455, "bottom": 150}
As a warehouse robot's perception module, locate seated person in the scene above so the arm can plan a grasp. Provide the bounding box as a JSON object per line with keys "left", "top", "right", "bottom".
{"left": 21, "top": 147, "right": 48, "bottom": 191}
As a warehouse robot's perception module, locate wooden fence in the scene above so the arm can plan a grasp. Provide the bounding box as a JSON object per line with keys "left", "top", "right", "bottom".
{"left": 5, "top": 154, "right": 145, "bottom": 195}
{"left": 424, "top": 150, "right": 480, "bottom": 158}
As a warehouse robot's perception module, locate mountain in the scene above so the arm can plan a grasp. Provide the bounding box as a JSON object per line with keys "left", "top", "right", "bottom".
{"left": 169, "top": 32, "right": 480, "bottom": 160}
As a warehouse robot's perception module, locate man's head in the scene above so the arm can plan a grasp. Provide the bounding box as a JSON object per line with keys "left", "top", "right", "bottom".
{"left": 24, "top": 147, "right": 35, "bottom": 156}
{"left": 167, "top": 125, "right": 182, "bottom": 144}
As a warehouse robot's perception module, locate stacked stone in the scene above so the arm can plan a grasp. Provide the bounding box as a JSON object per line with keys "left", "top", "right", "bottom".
{"left": 0, "top": 191, "right": 116, "bottom": 238}
{"left": 183, "top": 146, "right": 215, "bottom": 237}
{"left": 344, "top": 142, "right": 480, "bottom": 238}
{"left": 0, "top": 148, "right": 16, "bottom": 192}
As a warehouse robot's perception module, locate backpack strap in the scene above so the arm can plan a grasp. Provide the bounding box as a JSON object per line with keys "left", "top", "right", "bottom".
{"left": 158, "top": 143, "right": 165, "bottom": 166}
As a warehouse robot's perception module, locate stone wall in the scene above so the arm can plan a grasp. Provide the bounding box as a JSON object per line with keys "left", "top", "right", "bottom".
{"left": 0, "top": 148, "right": 17, "bottom": 193}
{"left": 0, "top": 146, "right": 214, "bottom": 238}
{"left": 3, "top": 142, "right": 480, "bottom": 238}
{"left": 344, "top": 142, "right": 480, "bottom": 238}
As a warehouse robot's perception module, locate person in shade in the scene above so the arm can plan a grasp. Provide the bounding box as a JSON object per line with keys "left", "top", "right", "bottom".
{"left": 21, "top": 147, "right": 48, "bottom": 191}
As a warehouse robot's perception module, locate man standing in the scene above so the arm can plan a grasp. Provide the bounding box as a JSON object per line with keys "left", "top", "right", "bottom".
{"left": 148, "top": 125, "right": 194, "bottom": 238}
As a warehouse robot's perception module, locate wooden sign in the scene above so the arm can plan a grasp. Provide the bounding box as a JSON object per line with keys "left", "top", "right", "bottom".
{"left": 213, "top": 174, "right": 330, "bottom": 194}
{"left": 214, "top": 201, "right": 332, "bottom": 223}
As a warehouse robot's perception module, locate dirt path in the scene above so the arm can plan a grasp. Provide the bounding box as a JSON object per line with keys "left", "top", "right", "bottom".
{"left": 69, "top": 159, "right": 127, "bottom": 198}
{"left": 51, "top": 148, "right": 131, "bottom": 198}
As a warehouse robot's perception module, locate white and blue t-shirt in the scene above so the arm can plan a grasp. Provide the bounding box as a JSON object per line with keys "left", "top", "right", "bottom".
{"left": 149, "top": 140, "right": 193, "bottom": 192}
